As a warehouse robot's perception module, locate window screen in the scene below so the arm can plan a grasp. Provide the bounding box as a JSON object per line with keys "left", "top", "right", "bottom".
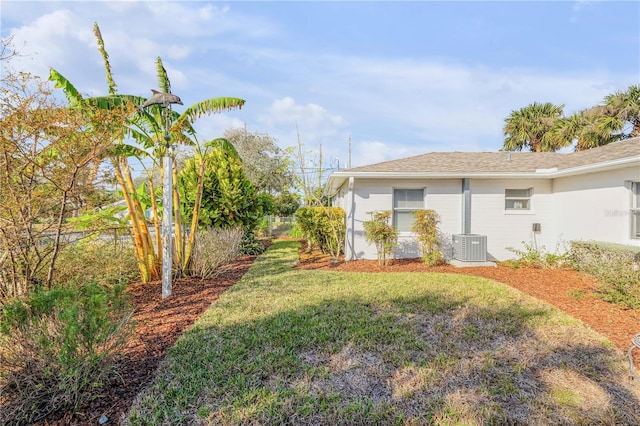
{"left": 393, "top": 188, "right": 424, "bottom": 232}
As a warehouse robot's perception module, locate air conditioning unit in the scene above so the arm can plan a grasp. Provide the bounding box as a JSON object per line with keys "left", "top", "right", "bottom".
{"left": 452, "top": 234, "right": 487, "bottom": 262}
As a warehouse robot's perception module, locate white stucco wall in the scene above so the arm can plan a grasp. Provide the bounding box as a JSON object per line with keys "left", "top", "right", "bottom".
{"left": 345, "top": 177, "right": 559, "bottom": 261}
{"left": 344, "top": 178, "right": 463, "bottom": 260}
{"left": 469, "top": 179, "right": 556, "bottom": 260}
{"left": 335, "top": 167, "right": 640, "bottom": 262}
{"left": 553, "top": 166, "right": 640, "bottom": 248}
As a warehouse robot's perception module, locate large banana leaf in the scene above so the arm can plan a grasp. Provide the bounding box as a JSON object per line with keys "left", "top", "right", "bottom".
{"left": 172, "top": 97, "right": 245, "bottom": 135}
{"left": 205, "top": 137, "right": 239, "bottom": 158}
{"left": 81, "top": 94, "right": 144, "bottom": 110}
{"left": 155, "top": 57, "right": 171, "bottom": 94}
{"left": 108, "top": 142, "right": 149, "bottom": 159}
{"left": 129, "top": 109, "right": 165, "bottom": 137}
{"left": 49, "top": 68, "right": 83, "bottom": 105}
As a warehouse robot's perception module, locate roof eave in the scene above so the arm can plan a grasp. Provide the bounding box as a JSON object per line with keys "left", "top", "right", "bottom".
{"left": 550, "top": 156, "right": 640, "bottom": 178}
{"left": 328, "top": 156, "right": 640, "bottom": 183}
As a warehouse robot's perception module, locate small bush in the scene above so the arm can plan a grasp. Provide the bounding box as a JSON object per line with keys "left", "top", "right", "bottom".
{"left": 412, "top": 209, "right": 444, "bottom": 266}
{"left": 288, "top": 222, "right": 304, "bottom": 239}
{"left": 505, "top": 240, "right": 569, "bottom": 269}
{"left": 239, "top": 232, "right": 266, "bottom": 256}
{"left": 296, "top": 207, "right": 345, "bottom": 260}
{"left": 569, "top": 241, "right": 640, "bottom": 309}
{"left": 190, "top": 227, "right": 244, "bottom": 279}
{"left": 0, "top": 282, "right": 134, "bottom": 424}
{"left": 255, "top": 216, "right": 271, "bottom": 238}
{"left": 46, "top": 237, "right": 139, "bottom": 288}
{"left": 363, "top": 211, "right": 398, "bottom": 266}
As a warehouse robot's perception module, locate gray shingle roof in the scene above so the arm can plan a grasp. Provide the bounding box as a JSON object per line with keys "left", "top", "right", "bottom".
{"left": 343, "top": 137, "right": 640, "bottom": 174}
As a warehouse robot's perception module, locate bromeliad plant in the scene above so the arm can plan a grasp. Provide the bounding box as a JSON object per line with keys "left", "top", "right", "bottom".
{"left": 412, "top": 209, "right": 443, "bottom": 266}
{"left": 363, "top": 211, "right": 398, "bottom": 266}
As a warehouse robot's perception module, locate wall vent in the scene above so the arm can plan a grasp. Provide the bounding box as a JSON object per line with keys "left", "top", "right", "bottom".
{"left": 452, "top": 234, "right": 487, "bottom": 262}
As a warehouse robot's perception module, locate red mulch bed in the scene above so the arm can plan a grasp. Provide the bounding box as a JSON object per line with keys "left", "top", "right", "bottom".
{"left": 38, "top": 242, "right": 640, "bottom": 425}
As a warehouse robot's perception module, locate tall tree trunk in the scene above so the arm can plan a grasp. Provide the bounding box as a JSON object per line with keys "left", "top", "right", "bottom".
{"left": 631, "top": 118, "right": 640, "bottom": 138}
{"left": 172, "top": 157, "right": 183, "bottom": 272}
{"left": 148, "top": 176, "right": 163, "bottom": 268}
{"left": 112, "top": 158, "right": 159, "bottom": 282}
{"left": 182, "top": 154, "right": 207, "bottom": 274}
{"left": 46, "top": 186, "right": 71, "bottom": 288}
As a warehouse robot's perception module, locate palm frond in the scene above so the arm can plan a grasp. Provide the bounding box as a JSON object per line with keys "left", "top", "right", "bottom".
{"left": 168, "top": 132, "right": 196, "bottom": 147}
{"left": 130, "top": 108, "right": 167, "bottom": 135}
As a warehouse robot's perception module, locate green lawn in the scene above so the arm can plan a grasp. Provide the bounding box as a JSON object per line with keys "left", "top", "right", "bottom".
{"left": 124, "top": 240, "right": 640, "bottom": 425}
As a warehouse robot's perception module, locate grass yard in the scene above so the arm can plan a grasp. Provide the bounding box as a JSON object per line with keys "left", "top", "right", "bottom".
{"left": 124, "top": 240, "right": 640, "bottom": 425}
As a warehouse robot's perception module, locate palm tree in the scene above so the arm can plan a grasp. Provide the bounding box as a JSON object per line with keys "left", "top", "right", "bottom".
{"left": 49, "top": 23, "right": 245, "bottom": 283}
{"left": 603, "top": 84, "right": 640, "bottom": 139}
{"left": 502, "top": 102, "right": 568, "bottom": 152}
{"left": 546, "top": 107, "right": 625, "bottom": 151}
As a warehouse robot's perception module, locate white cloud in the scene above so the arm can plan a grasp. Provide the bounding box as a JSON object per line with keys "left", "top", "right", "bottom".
{"left": 287, "top": 54, "right": 634, "bottom": 154}
{"left": 3, "top": 1, "right": 636, "bottom": 172}
{"left": 263, "top": 97, "right": 347, "bottom": 128}
{"left": 570, "top": 0, "right": 595, "bottom": 23}
{"left": 191, "top": 114, "right": 246, "bottom": 144}
{"left": 256, "top": 97, "right": 348, "bottom": 153}
{"left": 7, "top": 9, "right": 94, "bottom": 80}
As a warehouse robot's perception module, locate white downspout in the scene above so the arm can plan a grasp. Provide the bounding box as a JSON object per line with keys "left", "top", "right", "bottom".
{"left": 462, "top": 178, "right": 471, "bottom": 234}
{"left": 346, "top": 177, "right": 355, "bottom": 260}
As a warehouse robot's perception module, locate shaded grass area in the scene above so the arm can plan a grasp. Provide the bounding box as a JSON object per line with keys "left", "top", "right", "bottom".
{"left": 125, "top": 240, "right": 640, "bottom": 425}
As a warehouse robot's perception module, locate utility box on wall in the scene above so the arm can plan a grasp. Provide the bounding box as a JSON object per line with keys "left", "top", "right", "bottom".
{"left": 452, "top": 234, "right": 487, "bottom": 262}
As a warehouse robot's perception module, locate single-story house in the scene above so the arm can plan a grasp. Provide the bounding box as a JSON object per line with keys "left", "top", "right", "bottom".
{"left": 327, "top": 136, "right": 640, "bottom": 262}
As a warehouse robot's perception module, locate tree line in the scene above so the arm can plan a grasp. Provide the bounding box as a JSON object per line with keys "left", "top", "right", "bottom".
{"left": 502, "top": 85, "right": 640, "bottom": 152}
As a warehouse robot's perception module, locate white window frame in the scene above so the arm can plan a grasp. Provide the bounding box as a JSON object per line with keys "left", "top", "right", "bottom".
{"left": 632, "top": 182, "right": 640, "bottom": 239}
{"left": 392, "top": 187, "right": 425, "bottom": 233}
{"left": 505, "top": 188, "right": 533, "bottom": 212}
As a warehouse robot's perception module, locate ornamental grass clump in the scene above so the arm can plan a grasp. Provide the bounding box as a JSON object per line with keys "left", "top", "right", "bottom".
{"left": 190, "top": 227, "right": 244, "bottom": 279}
{"left": 0, "top": 282, "right": 134, "bottom": 424}
{"left": 412, "top": 209, "right": 444, "bottom": 266}
{"left": 363, "top": 211, "right": 398, "bottom": 266}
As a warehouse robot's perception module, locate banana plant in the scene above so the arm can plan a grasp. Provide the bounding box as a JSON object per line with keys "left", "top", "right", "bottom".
{"left": 49, "top": 22, "right": 245, "bottom": 283}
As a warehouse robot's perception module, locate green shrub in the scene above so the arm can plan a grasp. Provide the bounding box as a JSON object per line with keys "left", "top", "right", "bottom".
{"left": 239, "top": 232, "right": 266, "bottom": 256}
{"left": 505, "top": 240, "right": 569, "bottom": 269}
{"left": 363, "top": 211, "right": 398, "bottom": 266}
{"left": 412, "top": 209, "right": 444, "bottom": 266}
{"left": 296, "top": 207, "right": 345, "bottom": 260}
{"left": 288, "top": 222, "right": 304, "bottom": 239}
{"left": 0, "top": 282, "right": 134, "bottom": 424}
{"left": 255, "top": 216, "right": 271, "bottom": 238}
{"left": 569, "top": 241, "right": 640, "bottom": 309}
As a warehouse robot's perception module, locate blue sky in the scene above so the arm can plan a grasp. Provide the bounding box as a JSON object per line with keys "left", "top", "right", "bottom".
{"left": 2, "top": 1, "right": 639, "bottom": 174}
